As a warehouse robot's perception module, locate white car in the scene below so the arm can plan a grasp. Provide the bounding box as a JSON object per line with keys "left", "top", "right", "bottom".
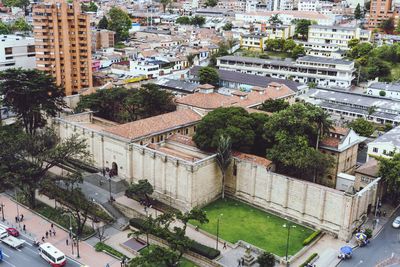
{"left": 392, "top": 216, "right": 400, "bottom": 228}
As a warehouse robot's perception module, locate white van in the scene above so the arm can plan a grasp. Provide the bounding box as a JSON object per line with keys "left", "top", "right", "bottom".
{"left": 0, "top": 226, "right": 8, "bottom": 239}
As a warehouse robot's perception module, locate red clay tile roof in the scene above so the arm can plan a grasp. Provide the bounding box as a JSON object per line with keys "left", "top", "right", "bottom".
{"left": 320, "top": 137, "right": 340, "bottom": 148}
{"left": 197, "top": 84, "right": 215, "bottom": 89}
{"left": 233, "top": 151, "right": 273, "bottom": 167}
{"left": 176, "top": 93, "right": 240, "bottom": 109}
{"left": 103, "top": 110, "right": 201, "bottom": 140}
{"left": 331, "top": 126, "right": 350, "bottom": 136}
{"left": 167, "top": 134, "right": 197, "bottom": 147}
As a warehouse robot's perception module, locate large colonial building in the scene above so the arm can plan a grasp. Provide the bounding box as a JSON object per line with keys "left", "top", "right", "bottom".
{"left": 217, "top": 55, "right": 355, "bottom": 89}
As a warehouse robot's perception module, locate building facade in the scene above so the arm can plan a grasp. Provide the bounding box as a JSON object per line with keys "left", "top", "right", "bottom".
{"left": 217, "top": 55, "right": 355, "bottom": 89}
{"left": 33, "top": 0, "right": 93, "bottom": 95}
{"left": 0, "top": 35, "right": 36, "bottom": 71}
{"left": 91, "top": 29, "right": 115, "bottom": 52}
{"left": 367, "top": 126, "right": 400, "bottom": 160}
{"left": 367, "top": 0, "right": 397, "bottom": 30}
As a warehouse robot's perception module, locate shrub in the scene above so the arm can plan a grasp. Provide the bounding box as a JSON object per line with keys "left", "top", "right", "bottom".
{"left": 379, "top": 90, "right": 386, "bottom": 96}
{"left": 95, "top": 242, "right": 127, "bottom": 259}
{"left": 364, "top": 228, "right": 373, "bottom": 239}
{"left": 257, "top": 251, "right": 276, "bottom": 267}
{"left": 189, "top": 241, "right": 220, "bottom": 259}
{"left": 299, "top": 253, "right": 318, "bottom": 267}
{"left": 302, "top": 230, "right": 321, "bottom": 246}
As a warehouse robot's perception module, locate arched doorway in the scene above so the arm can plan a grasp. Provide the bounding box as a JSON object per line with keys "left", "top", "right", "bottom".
{"left": 111, "top": 162, "right": 118, "bottom": 176}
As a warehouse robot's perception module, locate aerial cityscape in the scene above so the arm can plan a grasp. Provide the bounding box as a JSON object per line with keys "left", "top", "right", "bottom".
{"left": 0, "top": 0, "right": 399, "bottom": 266}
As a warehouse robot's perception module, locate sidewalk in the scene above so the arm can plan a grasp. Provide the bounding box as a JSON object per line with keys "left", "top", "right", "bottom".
{"left": 0, "top": 194, "right": 121, "bottom": 267}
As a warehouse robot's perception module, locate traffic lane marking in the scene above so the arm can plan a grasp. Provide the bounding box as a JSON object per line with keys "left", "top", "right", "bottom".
{"left": 2, "top": 259, "right": 16, "bottom": 267}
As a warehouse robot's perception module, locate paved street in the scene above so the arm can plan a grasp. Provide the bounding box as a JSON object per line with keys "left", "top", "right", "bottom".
{"left": 0, "top": 233, "right": 80, "bottom": 267}
{"left": 340, "top": 210, "right": 400, "bottom": 267}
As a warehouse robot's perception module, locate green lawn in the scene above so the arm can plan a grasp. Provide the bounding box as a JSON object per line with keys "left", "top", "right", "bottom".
{"left": 265, "top": 51, "right": 291, "bottom": 59}
{"left": 179, "top": 258, "right": 199, "bottom": 267}
{"left": 191, "top": 198, "right": 314, "bottom": 257}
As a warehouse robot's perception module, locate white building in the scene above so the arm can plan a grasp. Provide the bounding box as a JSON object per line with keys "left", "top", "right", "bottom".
{"left": 367, "top": 82, "right": 400, "bottom": 100}
{"left": 0, "top": 35, "right": 36, "bottom": 71}
{"left": 235, "top": 11, "right": 335, "bottom": 25}
{"left": 308, "top": 25, "right": 372, "bottom": 49}
{"left": 217, "top": 55, "right": 355, "bottom": 89}
{"left": 367, "top": 126, "right": 400, "bottom": 160}
{"left": 298, "top": 0, "right": 319, "bottom": 11}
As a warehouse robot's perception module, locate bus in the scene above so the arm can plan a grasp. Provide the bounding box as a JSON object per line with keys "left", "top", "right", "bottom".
{"left": 38, "top": 243, "right": 66, "bottom": 267}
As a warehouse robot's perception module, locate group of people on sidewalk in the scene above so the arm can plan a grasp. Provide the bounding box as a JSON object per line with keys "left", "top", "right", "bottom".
{"left": 40, "top": 223, "right": 57, "bottom": 243}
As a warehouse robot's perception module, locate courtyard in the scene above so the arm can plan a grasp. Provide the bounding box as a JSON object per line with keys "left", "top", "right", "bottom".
{"left": 191, "top": 198, "right": 315, "bottom": 257}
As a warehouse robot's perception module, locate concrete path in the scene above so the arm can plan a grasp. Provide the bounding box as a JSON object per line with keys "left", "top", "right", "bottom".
{"left": 0, "top": 194, "right": 120, "bottom": 267}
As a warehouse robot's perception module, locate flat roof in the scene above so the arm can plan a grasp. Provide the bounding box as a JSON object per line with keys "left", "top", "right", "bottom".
{"left": 369, "top": 82, "right": 400, "bottom": 92}
{"left": 370, "top": 126, "right": 400, "bottom": 147}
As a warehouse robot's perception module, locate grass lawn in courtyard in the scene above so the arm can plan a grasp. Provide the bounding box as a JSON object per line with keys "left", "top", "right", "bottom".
{"left": 191, "top": 198, "right": 315, "bottom": 257}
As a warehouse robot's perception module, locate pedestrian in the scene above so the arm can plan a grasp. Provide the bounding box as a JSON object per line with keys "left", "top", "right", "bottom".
{"left": 15, "top": 216, "right": 18, "bottom": 223}
{"left": 66, "top": 239, "right": 69, "bottom": 246}
{"left": 69, "top": 232, "right": 72, "bottom": 239}
{"left": 237, "top": 259, "right": 241, "bottom": 267}
{"left": 50, "top": 223, "right": 54, "bottom": 229}
{"left": 41, "top": 236, "right": 45, "bottom": 242}
{"left": 102, "top": 168, "right": 106, "bottom": 176}
{"left": 383, "top": 210, "right": 387, "bottom": 217}
{"left": 241, "top": 258, "right": 245, "bottom": 265}
{"left": 20, "top": 214, "right": 23, "bottom": 222}
{"left": 45, "top": 231, "right": 49, "bottom": 238}
{"left": 53, "top": 230, "right": 56, "bottom": 236}
{"left": 378, "top": 200, "right": 382, "bottom": 209}
{"left": 23, "top": 224, "right": 26, "bottom": 231}
{"left": 223, "top": 242, "right": 227, "bottom": 249}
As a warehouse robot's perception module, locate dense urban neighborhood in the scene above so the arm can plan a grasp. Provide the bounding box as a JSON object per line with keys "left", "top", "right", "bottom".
{"left": 0, "top": 0, "right": 400, "bottom": 266}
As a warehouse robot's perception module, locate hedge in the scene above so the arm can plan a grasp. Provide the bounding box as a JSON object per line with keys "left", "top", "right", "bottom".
{"left": 95, "top": 242, "right": 127, "bottom": 259}
{"left": 302, "top": 230, "right": 321, "bottom": 246}
{"left": 299, "top": 253, "right": 318, "bottom": 267}
{"left": 129, "top": 218, "right": 220, "bottom": 259}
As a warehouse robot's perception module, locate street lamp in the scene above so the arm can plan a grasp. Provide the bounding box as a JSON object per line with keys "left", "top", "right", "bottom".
{"left": 283, "top": 220, "right": 296, "bottom": 267}
{"left": 63, "top": 212, "right": 74, "bottom": 255}
{"left": 108, "top": 178, "right": 112, "bottom": 202}
{"left": 216, "top": 213, "right": 223, "bottom": 251}
{"left": 14, "top": 188, "right": 20, "bottom": 228}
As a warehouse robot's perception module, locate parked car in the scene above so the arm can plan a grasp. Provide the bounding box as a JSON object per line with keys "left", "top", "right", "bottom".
{"left": 392, "top": 216, "right": 400, "bottom": 228}
{"left": 6, "top": 228, "right": 19, "bottom": 237}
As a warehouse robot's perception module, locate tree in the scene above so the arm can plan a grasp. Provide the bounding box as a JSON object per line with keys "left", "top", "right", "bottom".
{"left": 347, "top": 118, "right": 375, "bottom": 137}
{"left": 295, "top": 19, "right": 312, "bottom": 40}
{"left": 204, "top": 0, "right": 218, "bottom": 7}
{"left": 222, "top": 22, "right": 233, "bottom": 31}
{"left": 354, "top": 4, "right": 363, "bottom": 20}
{"left": 81, "top": 1, "right": 98, "bottom": 12}
{"left": 380, "top": 18, "right": 394, "bottom": 33}
{"left": 265, "top": 39, "right": 283, "bottom": 51}
{"left": 367, "top": 105, "right": 377, "bottom": 117}
{"left": 193, "top": 107, "right": 257, "bottom": 151}
{"left": 107, "top": 7, "right": 132, "bottom": 42}
{"left": 291, "top": 45, "right": 305, "bottom": 58}
{"left": 0, "top": 127, "right": 90, "bottom": 208}
{"left": 176, "top": 16, "right": 191, "bottom": 25}
{"left": 11, "top": 18, "right": 31, "bottom": 33}
{"left": 98, "top": 16, "right": 109, "bottom": 29}
{"left": 260, "top": 99, "right": 289, "bottom": 113}
{"left": 129, "top": 245, "right": 179, "bottom": 267}
{"left": 0, "top": 69, "right": 65, "bottom": 136}
{"left": 198, "top": 67, "right": 219, "bottom": 87}
{"left": 269, "top": 14, "right": 282, "bottom": 25}
{"left": 125, "top": 179, "right": 154, "bottom": 205}
{"left": 216, "top": 135, "right": 232, "bottom": 199}
{"left": 348, "top": 42, "right": 373, "bottom": 59}
{"left": 257, "top": 252, "right": 275, "bottom": 267}
{"left": 187, "top": 53, "right": 196, "bottom": 66}
{"left": 160, "top": 0, "right": 171, "bottom": 13}
{"left": 190, "top": 16, "right": 206, "bottom": 27}
{"left": 0, "top": 21, "right": 11, "bottom": 34}
{"left": 2, "top": 0, "right": 30, "bottom": 13}
{"left": 348, "top": 38, "right": 360, "bottom": 49}
{"left": 378, "top": 153, "right": 400, "bottom": 203}
{"left": 365, "top": 58, "right": 390, "bottom": 79}
{"left": 396, "top": 19, "right": 400, "bottom": 34}
{"left": 283, "top": 39, "right": 296, "bottom": 52}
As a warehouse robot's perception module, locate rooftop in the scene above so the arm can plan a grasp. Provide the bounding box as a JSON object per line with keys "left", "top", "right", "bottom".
{"left": 369, "top": 82, "right": 400, "bottom": 92}
{"left": 156, "top": 78, "right": 199, "bottom": 93}
{"left": 370, "top": 126, "right": 400, "bottom": 147}
{"left": 103, "top": 109, "right": 202, "bottom": 141}
{"left": 176, "top": 93, "right": 240, "bottom": 109}
{"left": 310, "top": 24, "right": 357, "bottom": 30}
{"left": 233, "top": 151, "right": 273, "bottom": 167}
{"left": 355, "top": 158, "right": 379, "bottom": 178}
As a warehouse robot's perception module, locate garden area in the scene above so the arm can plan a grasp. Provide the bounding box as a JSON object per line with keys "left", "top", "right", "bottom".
{"left": 190, "top": 198, "right": 315, "bottom": 256}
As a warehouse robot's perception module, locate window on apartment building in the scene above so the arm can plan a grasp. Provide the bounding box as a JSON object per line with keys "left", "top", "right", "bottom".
{"left": 185, "top": 128, "right": 189, "bottom": 134}
{"left": 5, "top": 56, "right": 13, "bottom": 60}
{"left": 383, "top": 150, "right": 387, "bottom": 155}
{"left": 373, "top": 147, "right": 378, "bottom": 153}
{"left": 27, "top": 45, "right": 35, "bottom": 53}
{"left": 4, "top": 47, "right": 12, "bottom": 55}
{"left": 5, "top": 63, "right": 14, "bottom": 66}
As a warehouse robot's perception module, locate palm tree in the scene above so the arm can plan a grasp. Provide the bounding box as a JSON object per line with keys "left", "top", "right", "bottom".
{"left": 216, "top": 135, "right": 232, "bottom": 199}
{"left": 367, "top": 105, "right": 377, "bottom": 120}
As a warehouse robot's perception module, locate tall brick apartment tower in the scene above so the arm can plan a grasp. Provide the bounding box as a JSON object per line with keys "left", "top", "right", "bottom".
{"left": 33, "top": 0, "right": 93, "bottom": 96}
{"left": 367, "top": 0, "right": 395, "bottom": 30}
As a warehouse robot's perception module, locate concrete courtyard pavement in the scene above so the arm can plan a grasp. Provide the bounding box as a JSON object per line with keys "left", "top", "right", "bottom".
{"left": 0, "top": 194, "right": 121, "bottom": 267}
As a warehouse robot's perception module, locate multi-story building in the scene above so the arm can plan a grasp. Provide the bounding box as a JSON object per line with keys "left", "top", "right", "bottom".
{"left": 367, "top": 81, "right": 400, "bottom": 100}
{"left": 33, "top": 0, "right": 93, "bottom": 96}
{"left": 367, "top": 0, "right": 397, "bottom": 30}
{"left": 299, "top": 41, "right": 346, "bottom": 58}
{"left": 298, "top": 0, "right": 319, "bottom": 11}
{"left": 217, "top": 55, "right": 355, "bottom": 89}
{"left": 235, "top": 11, "right": 335, "bottom": 25}
{"left": 0, "top": 35, "right": 36, "bottom": 71}
{"left": 240, "top": 25, "right": 295, "bottom": 50}
{"left": 308, "top": 25, "right": 372, "bottom": 49}
{"left": 91, "top": 29, "right": 115, "bottom": 52}
{"left": 367, "top": 126, "right": 400, "bottom": 160}
{"left": 216, "top": 0, "right": 246, "bottom": 13}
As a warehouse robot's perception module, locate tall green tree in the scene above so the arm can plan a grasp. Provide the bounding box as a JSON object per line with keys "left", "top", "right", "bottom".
{"left": 354, "top": 4, "right": 363, "bottom": 20}
{"left": 98, "top": 16, "right": 109, "bottom": 29}
{"left": 0, "top": 127, "right": 90, "bottom": 208}
{"left": 190, "top": 16, "right": 205, "bottom": 27}
{"left": 160, "top": 0, "right": 171, "bottom": 13}
{"left": 198, "top": 67, "right": 219, "bottom": 86}
{"left": 291, "top": 45, "right": 305, "bottom": 58}
{"left": 125, "top": 179, "right": 154, "bottom": 205}
{"left": 257, "top": 251, "right": 275, "bottom": 267}
{"left": 176, "top": 16, "right": 191, "bottom": 25}
{"left": 81, "top": 1, "right": 98, "bottom": 12}
{"left": 348, "top": 38, "right": 360, "bottom": 49}
{"left": 107, "top": 7, "right": 132, "bottom": 42}
{"left": 0, "top": 69, "right": 65, "bottom": 136}
{"left": 269, "top": 14, "right": 282, "bottom": 25}
{"left": 294, "top": 19, "right": 312, "bottom": 40}
{"left": 0, "top": 21, "right": 11, "bottom": 34}
{"left": 260, "top": 99, "right": 289, "bottom": 113}
{"left": 222, "top": 22, "right": 233, "bottom": 31}
{"left": 11, "top": 18, "right": 31, "bottom": 33}
{"left": 204, "top": 0, "right": 218, "bottom": 7}
{"left": 283, "top": 39, "right": 296, "bottom": 52}
{"left": 216, "top": 135, "right": 232, "bottom": 199}
{"left": 129, "top": 245, "right": 179, "bottom": 267}
{"left": 2, "top": 0, "right": 30, "bottom": 13}
{"left": 380, "top": 18, "right": 395, "bottom": 33}
{"left": 347, "top": 118, "right": 375, "bottom": 137}
{"left": 378, "top": 153, "right": 400, "bottom": 203}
